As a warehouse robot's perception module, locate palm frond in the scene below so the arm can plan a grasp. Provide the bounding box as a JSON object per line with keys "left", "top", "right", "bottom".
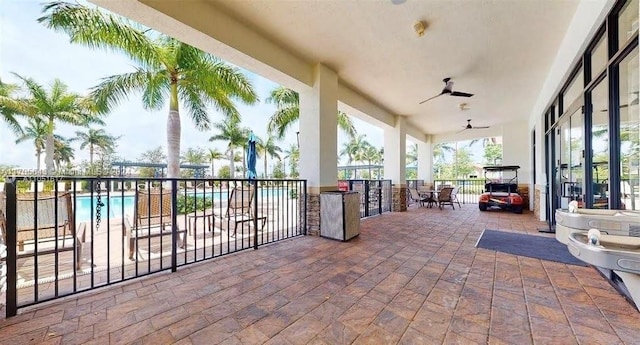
{"left": 38, "top": 1, "right": 162, "bottom": 70}
{"left": 338, "top": 111, "right": 357, "bottom": 138}
{"left": 267, "top": 107, "right": 299, "bottom": 139}
{"left": 142, "top": 71, "right": 170, "bottom": 111}
{"left": 90, "top": 70, "right": 153, "bottom": 112}
{"left": 179, "top": 84, "right": 210, "bottom": 130}
{"left": 266, "top": 87, "right": 299, "bottom": 108}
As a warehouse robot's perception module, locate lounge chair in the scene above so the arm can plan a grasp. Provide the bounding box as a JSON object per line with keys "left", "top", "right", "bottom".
{"left": 214, "top": 185, "right": 267, "bottom": 236}
{"left": 451, "top": 186, "right": 462, "bottom": 208}
{"left": 0, "top": 192, "right": 85, "bottom": 270}
{"left": 437, "top": 187, "right": 456, "bottom": 210}
{"left": 124, "top": 189, "right": 187, "bottom": 260}
{"left": 408, "top": 188, "right": 429, "bottom": 207}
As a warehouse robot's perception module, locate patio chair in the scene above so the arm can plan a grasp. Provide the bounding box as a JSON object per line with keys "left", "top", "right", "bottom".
{"left": 214, "top": 184, "right": 267, "bottom": 237}
{"left": 0, "top": 192, "right": 85, "bottom": 270}
{"left": 408, "top": 188, "right": 428, "bottom": 207}
{"left": 437, "top": 187, "right": 456, "bottom": 210}
{"left": 451, "top": 186, "right": 462, "bottom": 208}
{"left": 124, "top": 189, "right": 187, "bottom": 260}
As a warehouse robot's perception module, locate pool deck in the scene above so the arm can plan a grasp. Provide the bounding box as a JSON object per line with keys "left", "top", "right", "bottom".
{"left": 1, "top": 205, "right": 639, "bottom": 344}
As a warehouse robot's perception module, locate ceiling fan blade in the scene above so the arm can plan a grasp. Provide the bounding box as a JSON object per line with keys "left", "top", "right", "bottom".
{"left": 450, "top": 91, "right": 474, "bottom": 97}
{"left": 472, "top": 126, "right": 490, "bottom": 129}
{"left": 457, "top": 128, "right": 468, "bottom": 133}
{"left": 419, "top": 92, "right": 444, "bottom": 104}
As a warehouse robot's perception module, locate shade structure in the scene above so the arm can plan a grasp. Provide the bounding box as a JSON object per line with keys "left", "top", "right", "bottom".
{"left": 247, "top": 132, "right": 258, "bottom": 179}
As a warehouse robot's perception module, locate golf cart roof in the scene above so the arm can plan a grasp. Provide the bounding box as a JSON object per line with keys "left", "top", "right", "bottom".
{"left": 482, "top": 165, "right": 521, "bottom": 172}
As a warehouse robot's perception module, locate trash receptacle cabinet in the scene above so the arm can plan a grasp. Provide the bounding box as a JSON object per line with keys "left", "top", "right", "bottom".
{"left": 320, "top": 191, "right": 360, "bottom": 241}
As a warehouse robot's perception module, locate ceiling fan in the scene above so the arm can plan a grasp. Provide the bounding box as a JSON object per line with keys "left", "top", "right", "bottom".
{"left": 458, "top": 119, "right": 489, "bottom": 133}
{"left": 419, "top": 77, "right": 474, "bottom": 104}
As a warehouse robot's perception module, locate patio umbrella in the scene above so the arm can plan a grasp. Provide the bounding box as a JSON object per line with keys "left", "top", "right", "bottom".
{"left": 247, "top": 132, "right": 258, "bottom": 179}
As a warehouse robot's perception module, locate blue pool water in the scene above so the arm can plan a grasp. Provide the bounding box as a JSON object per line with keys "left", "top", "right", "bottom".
{"left": 74, "top": 188, "right": 287, "bottom": 223}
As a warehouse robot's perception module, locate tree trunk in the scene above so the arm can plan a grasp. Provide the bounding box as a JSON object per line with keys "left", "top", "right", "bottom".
{"left": 228, "top": 149, "right": 235, "bottom": 178}
{"left": 264, "top": 154, "right": 268, "bottom": 178}
{"left": 89, "top": 145, "right": 94, "bottom": 166}
{"left": 36, "top": 150, "right": 41, "bottom": 171}
{"left": 45, "top": 132, "right": 55, "bottom": 174}
{"left": 166, "top": 109, "right": 181, "bottom": 178}
{"left": 211, "top": 160, "right": 215, "bottom": 178}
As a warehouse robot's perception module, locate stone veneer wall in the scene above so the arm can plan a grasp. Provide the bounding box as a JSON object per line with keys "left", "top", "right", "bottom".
{"left": 392, "top": 186, "right": 408, "bottom": 212}
{"left": 304, "top": 193, "right": 321, "bottom": 236}
{"left": 534, "top": 186, "right": 541, "bottom": 218}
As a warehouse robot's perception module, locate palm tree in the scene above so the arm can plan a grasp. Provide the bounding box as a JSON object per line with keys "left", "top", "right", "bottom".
{"left": 266, "top": 86, "right": 357, "bottom": 139}
{"left": 361, "top": 145, "right": 383, "bottom": 178}
{"left": 406, "top": 143, "right": 418, "bottom": 165}
{"left": 15, "top": 118, "right": 48, "bottom": 170}
{"left": 0, "top": 78, "right": 31, "bottom": 135}
{"left": 283, "top": 144, "right": 300, "bottom": 178}
{"left": 207, "top": 148, "right": 225, "bottom": 177}
{"left": 11, "top": 74, "right": 100, "bottom": 173}
{"left": 350, "top": 134, "right": 371, "bottom": 166}
{"left": 433, "top": 142, "right": 455, "bottom": 163}
{"left": 73, "top": 128, "right": 119, "bottom": 165}
{"left": 209, "top": 119, "right": 249, "bottom": 178}
{"left": 39, "top": 2, "right": 258, "bottom": 178}
{"left": 53, "top": 137, "right": 75, "bottom": 170}
{"left": 258, "top": 135, "right": 282, "bottom": 178}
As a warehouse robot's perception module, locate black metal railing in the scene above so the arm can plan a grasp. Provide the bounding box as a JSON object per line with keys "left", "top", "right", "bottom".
{"left": 338, "top": 180, "right": 392, "bottom": 217}
{"left": 0, "top": 176, "right": 306, "bottom": 317}
{"left": 433, "top": 179, "right": 485, "bottom": 204}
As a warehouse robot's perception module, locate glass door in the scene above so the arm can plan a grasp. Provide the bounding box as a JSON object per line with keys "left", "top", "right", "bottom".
{"left": 556, "top": 104, "right": 585, "bottom": 210}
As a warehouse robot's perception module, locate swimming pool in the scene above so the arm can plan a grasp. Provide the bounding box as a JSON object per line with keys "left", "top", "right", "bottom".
{"left": 73, "top": 188, "right": 287, "bottom": 222}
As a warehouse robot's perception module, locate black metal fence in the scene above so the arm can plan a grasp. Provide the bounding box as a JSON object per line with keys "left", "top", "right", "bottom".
{"left": 0, "top": 176, "right": 306, "bottom": 317}
{"left": 338, "top": 180, "right": 393, "bottom": 217}
{"left": 433, "top": 178, "right": 485, "bottom": 204}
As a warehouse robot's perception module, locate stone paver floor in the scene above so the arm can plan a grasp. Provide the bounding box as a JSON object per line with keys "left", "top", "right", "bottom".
{"left": 1, "top": 205, "right": 639, "bottom": 344}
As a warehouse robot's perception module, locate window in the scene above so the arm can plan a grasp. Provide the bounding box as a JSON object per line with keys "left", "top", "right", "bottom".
{"left": 620, "top": 47, "right": 639, "bottom": 209}
{"left": 562, "top": 69, "right": 584, "bottom": 112}
{"left": 590, "top": 34, "right": 608, "bottom": 79}
{"left": 591, "top": 77, "right": 609, "bottom": 208}
{"left": 618, "top": 0, "right": 639, "bottom": 48}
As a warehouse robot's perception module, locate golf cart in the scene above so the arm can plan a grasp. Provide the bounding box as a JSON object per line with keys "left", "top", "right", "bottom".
{"left": 478, "top": 165, "right": 524, "bottom": 214}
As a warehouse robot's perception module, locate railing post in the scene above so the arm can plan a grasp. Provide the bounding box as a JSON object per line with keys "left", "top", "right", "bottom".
{"left": 253, "top": 180, "right": 258, "bottom": 250}
{"left": 170, "top": 180, "right": 178, "bottom": 273}
{"left": 5, "top": 178, "right": 17, "bottom": 317}
{"left": 303, "top": 180, "right": 307, "bottom": 235}
{"left": 364, "top": 181, "right": 370, "bottom": 217}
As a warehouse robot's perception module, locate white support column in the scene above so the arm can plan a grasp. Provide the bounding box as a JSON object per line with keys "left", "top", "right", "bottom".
{"left": 384, "top": 116, "right": 407, "bottom": 211}
{"left": 299, "top": 64, "right": 338, "bottom": 235}
{"left": 384, "top": 116, "right": 407, "bottom": 185}
{"left": 299, "top": 64, "right": 338, "bottom": 189}
{"left": 417, "top": 137, "right": 432, "bottom": 186}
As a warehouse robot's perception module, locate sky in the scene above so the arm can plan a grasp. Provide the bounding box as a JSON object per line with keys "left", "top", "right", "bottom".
{"left": 0, "top": 0, "right": 385, "bottom": 175}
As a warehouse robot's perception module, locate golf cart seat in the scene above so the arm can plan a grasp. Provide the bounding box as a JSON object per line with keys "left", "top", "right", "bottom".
{"left": 485, "top": 183, "right": 518, "bottom": 193}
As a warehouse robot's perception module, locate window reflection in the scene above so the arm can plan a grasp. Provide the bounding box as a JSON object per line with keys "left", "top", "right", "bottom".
{"left": 620, "top": 47, "right": 639, "bottom": 210}
{"left": 591, "top": 77, "right": 609, "bottom": 208}
{"left": 618, "top": 0, "right": 639, "bottom": 48}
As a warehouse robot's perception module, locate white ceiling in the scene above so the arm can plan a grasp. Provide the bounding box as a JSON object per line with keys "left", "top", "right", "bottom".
{"left": 203, "top": 0, "right": 580, "bottom": 135}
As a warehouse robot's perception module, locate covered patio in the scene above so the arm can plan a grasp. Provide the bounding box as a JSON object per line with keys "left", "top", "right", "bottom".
{"left": 1, "top": 206, "right": 638, "bottom": 344}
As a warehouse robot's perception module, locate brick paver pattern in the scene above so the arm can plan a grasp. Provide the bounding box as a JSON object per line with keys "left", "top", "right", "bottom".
{"left": 1, "top": 206, "right": 639, "bottom": 344}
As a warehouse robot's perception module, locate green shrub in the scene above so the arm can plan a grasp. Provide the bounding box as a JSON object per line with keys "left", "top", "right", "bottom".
{"left": 17, "top": 181, "right": 31, "bottom": 194}
{"left": 176, "top": 195, "right": 213, "bottom": 214}
{"left": 43, "top": 181, "right": 54, "bottom": 192}
{"left": 289, "top": 189, "right": 298, "bottom": 199}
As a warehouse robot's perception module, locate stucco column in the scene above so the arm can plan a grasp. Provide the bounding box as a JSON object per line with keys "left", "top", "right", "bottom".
{"left": 299, "top": 64, "right": 338, "bottom": 236}
{"left": 384, "top": 116, "right": 407, "bottom": 212}
{"left": 502, "top": 120, "right": 531, "bottom": 209}
{"left": 417, "top": 137, "right": 432, "bottom": 187}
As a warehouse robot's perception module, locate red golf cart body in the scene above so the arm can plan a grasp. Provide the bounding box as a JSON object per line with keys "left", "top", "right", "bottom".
{"left": 478, "top": 165, "right": 524, "bottom": 214}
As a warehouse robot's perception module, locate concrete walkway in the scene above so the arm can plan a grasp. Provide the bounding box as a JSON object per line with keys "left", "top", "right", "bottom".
{"left": 1, "top": 205, "right": 639, "bottom": 344}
